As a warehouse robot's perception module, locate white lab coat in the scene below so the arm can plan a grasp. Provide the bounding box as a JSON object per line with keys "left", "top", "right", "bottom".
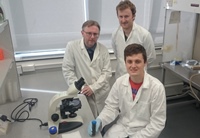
{"left": 98, "top": 72, "right": 166, "bottom": 138}
{"left": 62, "top": 39, "right": 112, "bottom": 117}
{"left": 112, "top": 23, "right": 156, "bottom": 79}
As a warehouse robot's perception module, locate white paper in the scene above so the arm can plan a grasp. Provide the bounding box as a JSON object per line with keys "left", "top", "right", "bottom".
{"left": 0, "top": 120, "right": 9, "bottom": 136}
{"left": 61, "top": 131, "right": 82, "bottom": 138}
{"left": 167, "top": 0, "right": 174, "bottom": 7}
{"left": 169, "top": 11, "right": 181, "bottom": 24}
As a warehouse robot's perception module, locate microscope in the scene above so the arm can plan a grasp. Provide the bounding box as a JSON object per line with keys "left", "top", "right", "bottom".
{"left": 48, "top": 77, "right": 85, "bottom": 138}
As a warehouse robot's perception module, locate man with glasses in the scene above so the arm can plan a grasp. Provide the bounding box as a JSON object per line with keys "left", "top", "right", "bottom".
{"left": 62, "top": 20, "right": 112, "bottom": 118}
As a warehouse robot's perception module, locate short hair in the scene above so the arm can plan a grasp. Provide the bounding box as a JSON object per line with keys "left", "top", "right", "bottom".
{"left": 82, "top": 20, "right": 101, "bottom": 31}
{"left": 124, "top": 43, "right": 147, "bottom": 63}
{"left": 116, "top": 0, "right": 136, "bottom": 15}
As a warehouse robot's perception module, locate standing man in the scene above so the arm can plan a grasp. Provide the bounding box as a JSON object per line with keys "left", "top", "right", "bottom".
{"left": 112, "top": 0, "right": 156, "bottom": 79}
{"left": 62, "top": 20, "right": 112, "bottom": 118}
{"left": 88, "top": 44, "right": 166, "bottom": 138}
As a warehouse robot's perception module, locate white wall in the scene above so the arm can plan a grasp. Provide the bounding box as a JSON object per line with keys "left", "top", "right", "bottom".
{"left": 2, "top": 0, "right": 85, "bottom": 52}
{"left": 149, "top": 0, "right": 166, "bottom": 44}
{"left": 1, "top": 0, "right": 166, "bottom": 53}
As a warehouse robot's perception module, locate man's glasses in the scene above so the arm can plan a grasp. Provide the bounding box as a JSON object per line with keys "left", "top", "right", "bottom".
{"left": 83, "top": 31, "right": 99, "bottom": 37}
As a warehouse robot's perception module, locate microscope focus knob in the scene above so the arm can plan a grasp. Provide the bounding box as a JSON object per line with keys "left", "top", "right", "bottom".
{"left": 51, "top": 114, "right": 59, "bottom": 122}
{"left": 49, "top": 126, "right": 57, "bottom": 135}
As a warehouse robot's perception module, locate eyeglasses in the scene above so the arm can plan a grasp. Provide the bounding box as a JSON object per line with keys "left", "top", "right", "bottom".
{"left": 83, "top": 31, "right": 99, "bottom": 37}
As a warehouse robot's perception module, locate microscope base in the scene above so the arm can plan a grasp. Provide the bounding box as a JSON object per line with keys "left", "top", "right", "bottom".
{"left": 58, "top": 115, "right": 83, "bottom": 134}
{"left": 58, "top": 121, "right": 82, "bottom": 134}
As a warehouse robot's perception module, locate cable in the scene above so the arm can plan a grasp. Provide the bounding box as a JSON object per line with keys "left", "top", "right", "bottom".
{"left": 189, "top": 73, "right": 200, "bottom": 102}
{"left": 10, "top": 98, "right": 48, "bottom": 128}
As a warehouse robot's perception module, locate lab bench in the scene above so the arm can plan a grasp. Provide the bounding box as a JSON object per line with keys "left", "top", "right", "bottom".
{"left": 0, "top": 91, "right": 102, "bottom": 138}
{"left": 161, "top": 63, "right": 200, "bottom": 101}
{"left": 0, "top": 20, "right": 21, "bottom": 104}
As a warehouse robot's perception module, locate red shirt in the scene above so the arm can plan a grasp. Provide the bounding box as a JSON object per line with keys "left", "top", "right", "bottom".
{"left": 129, "top": 77, "right": 143, "bottom": 100}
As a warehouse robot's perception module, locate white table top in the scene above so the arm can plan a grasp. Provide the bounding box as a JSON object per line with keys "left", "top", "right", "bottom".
{"left": 0, "top": 91, "right": 102, "bottom": 138}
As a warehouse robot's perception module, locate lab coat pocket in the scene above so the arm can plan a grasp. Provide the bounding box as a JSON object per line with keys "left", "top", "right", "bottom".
{"left": 135, "top": 101, "right": 150, "bottom": 121}
{"left": 104, "top": 124, "right": 127, "bottom": 138}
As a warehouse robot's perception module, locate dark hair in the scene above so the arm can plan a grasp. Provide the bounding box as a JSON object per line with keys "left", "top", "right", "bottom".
{"left": 124, "top": 43, "right": 147, "bottom": 63}
{"left": 116, "top": 0, "right": 136, "bottom": 15}
{"left": 82, "top": 20, "right": 100, "bottom": 31}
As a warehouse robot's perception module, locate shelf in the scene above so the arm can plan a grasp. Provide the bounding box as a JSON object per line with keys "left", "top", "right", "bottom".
{"left": 0, "top": 20, "right": 21, "bottom": 105}
{"left": 0, "top": 58, "right": 12, "bottom": 87}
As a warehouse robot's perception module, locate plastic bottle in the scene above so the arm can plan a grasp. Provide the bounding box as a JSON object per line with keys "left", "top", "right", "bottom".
{"left": 92, "top": 120, "right": 96, "bottom": 136}
{"left": 0, "top": 48, "right": 4, "bottom": 60}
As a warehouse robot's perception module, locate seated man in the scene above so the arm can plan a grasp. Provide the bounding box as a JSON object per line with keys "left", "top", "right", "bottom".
{"left": 88, "top": 43, "right": 166, "bottom": 138}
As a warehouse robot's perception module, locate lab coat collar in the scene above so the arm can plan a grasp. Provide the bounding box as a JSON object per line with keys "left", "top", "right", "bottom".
{"left": 80, "top": 39, "right": 90, "bottom": 61}
{"left": 118, "top": 22, "right": 137, "bottom": 41}
{"left": 142, "top": 71, "right": 150, "bottom": 89}
{"left": 80, "top": 38, "right": 85, "bottom": 49}
{"left": 92, "top": 45, "right": 100, "bottom": 63}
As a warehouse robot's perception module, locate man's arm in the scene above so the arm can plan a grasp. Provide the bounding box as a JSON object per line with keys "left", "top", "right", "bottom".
{"left": 97, "top": 81, "right": 120, "bottom": 128}
{"left": 111, "top": 30, "right": 118, "bottom": 58}
{"left": 130, "top": 84, "right": 166, "bottom": 138}
{"left": 144, "top": 32, "right": 156, "bottom": 67}
{"left": 62, "top": 42, "right": 78, "bottom": 86}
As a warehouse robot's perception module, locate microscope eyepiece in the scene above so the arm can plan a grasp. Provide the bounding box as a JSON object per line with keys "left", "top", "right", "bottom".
{"left": 75, "top": 77, "right": 85, "bottom": 90}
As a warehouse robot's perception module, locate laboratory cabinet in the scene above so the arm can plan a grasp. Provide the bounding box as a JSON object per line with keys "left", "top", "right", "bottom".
{"left": 161, "top": 0, "right": 200, "bottom": 97}
{"left": 0, "top": 20, "right": 21, "bottom": 104}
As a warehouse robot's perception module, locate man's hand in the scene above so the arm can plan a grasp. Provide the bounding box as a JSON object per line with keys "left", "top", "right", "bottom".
{"left": 81, "top": 85, "right": 93, "bottom": 96}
